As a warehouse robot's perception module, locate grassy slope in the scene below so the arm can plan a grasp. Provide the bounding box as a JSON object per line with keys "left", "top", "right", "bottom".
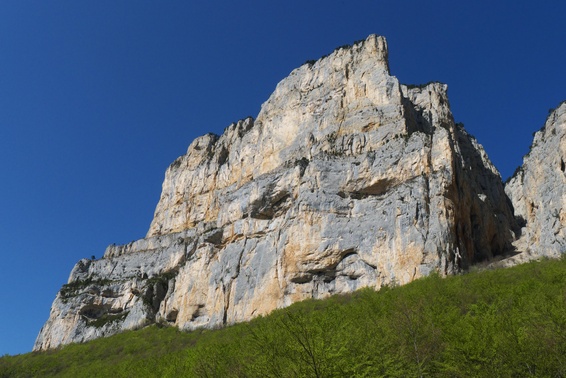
{"left": 2, "top": 257, "right": 566, "bottom": 377}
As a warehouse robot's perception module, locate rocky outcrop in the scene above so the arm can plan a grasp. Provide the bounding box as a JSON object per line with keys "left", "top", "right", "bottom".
{"left": 34, "top": 35, "right": 518, "bottom": 351}
{"left": 505, "top": 102, "right": 566, "bottom": 259}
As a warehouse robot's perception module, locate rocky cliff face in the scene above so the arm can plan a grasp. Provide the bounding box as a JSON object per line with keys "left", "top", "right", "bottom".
{"left": 34, "top": 35, "right": 518, "bottom": 351}
{"left": 505, "top": 102, "right": 566, "bottom": 259}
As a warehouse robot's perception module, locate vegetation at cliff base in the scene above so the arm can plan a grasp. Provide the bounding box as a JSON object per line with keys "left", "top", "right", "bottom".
{"left": 2, "top": 257, "right": 566, "bottom": 377}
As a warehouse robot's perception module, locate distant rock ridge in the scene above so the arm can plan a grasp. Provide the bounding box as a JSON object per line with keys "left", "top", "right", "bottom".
{"left": 34, "top": 35, "right": 560, "bottom": 351}
{"left": 505, "top": 101, "right": 566, "bottom": 261}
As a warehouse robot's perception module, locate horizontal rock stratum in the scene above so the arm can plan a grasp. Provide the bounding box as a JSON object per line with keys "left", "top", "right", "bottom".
{"left": 35, "top": 35, "right": 560, "bottom": 351}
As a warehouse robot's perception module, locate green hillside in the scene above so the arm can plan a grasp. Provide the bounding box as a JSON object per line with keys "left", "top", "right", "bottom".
{"left": 2, "top": 257, "right": 566, "bottom": 377}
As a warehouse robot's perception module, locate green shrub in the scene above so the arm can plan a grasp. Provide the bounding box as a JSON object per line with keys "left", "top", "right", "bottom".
{"left": 3, "top": 257, "right": 566, "bottom": 377}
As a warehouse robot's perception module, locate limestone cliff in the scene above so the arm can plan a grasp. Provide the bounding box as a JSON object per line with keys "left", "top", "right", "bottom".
{"left": 34, "top": 35, "right": 518, "bottom": 351}
{"left": 505, "top": 102, "right": 566, "bottom": 259}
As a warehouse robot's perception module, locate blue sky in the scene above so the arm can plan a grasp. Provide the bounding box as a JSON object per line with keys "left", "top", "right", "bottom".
{"left": 1, "top": 1, "right": 565, "bottom": 355}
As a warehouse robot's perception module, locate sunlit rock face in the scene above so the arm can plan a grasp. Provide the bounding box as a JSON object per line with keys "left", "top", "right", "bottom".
{"left": 505, "top": 103, "right": 566, "bottom": 260}
{"left": 34, "top": 35, "right": 518, "bottom": 351}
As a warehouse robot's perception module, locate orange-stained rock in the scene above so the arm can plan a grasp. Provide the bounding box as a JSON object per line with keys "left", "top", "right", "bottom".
{"left": 34, "top": 35, "right": 518, "bottom": 351}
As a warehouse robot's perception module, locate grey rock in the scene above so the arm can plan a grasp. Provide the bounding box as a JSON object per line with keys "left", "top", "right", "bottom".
{"left": 34, "top": 35, "right": 518, "bottom": 351}
{"left": 505, "top": 102, "right": 566, "bottom": 261}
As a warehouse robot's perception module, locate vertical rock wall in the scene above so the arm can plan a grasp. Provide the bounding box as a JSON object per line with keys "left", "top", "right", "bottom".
{"left": 34, "top": 35, "right": 518, "bottom": 351}
{"left": 505, "top": 103, "right": 566, "bottom": 258}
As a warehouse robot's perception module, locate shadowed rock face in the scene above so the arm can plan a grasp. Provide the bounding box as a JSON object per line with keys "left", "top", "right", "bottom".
{"left": 505, "top": 103, "right": 566, "bottom": 261}
{"left": 34, "top": 35, "right": 518, "bottom": 351}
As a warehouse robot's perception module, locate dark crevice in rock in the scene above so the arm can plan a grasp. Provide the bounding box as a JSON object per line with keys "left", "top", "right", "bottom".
{"left": 284, "top": 157, "right": 310, "bottom": 177}
{"left": 204, "top": 229, "right": 224, "bottom": 245}
{"left": 143, "top": 271, "right": 177, "bottom": 318}
{"left": 250, "top": 191, "right": 291, "bottom": 220}
{"left": 290, "top": 274, "right": 312, "bottom": 284}
{"left": 101, "top": 288, "right": 117, "bottom": 298}
{"left": 80, "top": 304, "right": 110, "bottom": 320}
{"left": 311, "top": 270, "right": 337, "bottom": 283}
{"left": 357, "top": 178, "right": 397, "bottom": 196}
{"left": 294, "top": 249, "right": 360, "bottom": 285}
{"left": 342, "top": 177, "right": 421, "bottom": 201}
{"left": 250, "top": 211, "right": 274, "bottom": 220}
{"left": 190, "top": 305, "right": 204, "bottom": 321}
{"left": 451, "top": 125, "right": 518, "bottom": 270}
{"left": 166, "top": 308, "right": 178, "bottom": 323}
{"left": 402, "top": 92, "right": 434, "bottom": 136}
{"left": 143, "top": 281, "right": 167, "bottom": 312}
{"left": 217, "top": 146, "right": 229, "bottom": 166}
{"left": 79, "top": 303, "right": 129, "bottom": 328}
{"left": 222, "top": 284, "right": 230, "bottom": 326}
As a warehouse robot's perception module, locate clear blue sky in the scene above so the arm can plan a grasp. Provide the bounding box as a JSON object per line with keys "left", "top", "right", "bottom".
{"left": 1, "top": 1, "right": 565, "bottom": 355}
